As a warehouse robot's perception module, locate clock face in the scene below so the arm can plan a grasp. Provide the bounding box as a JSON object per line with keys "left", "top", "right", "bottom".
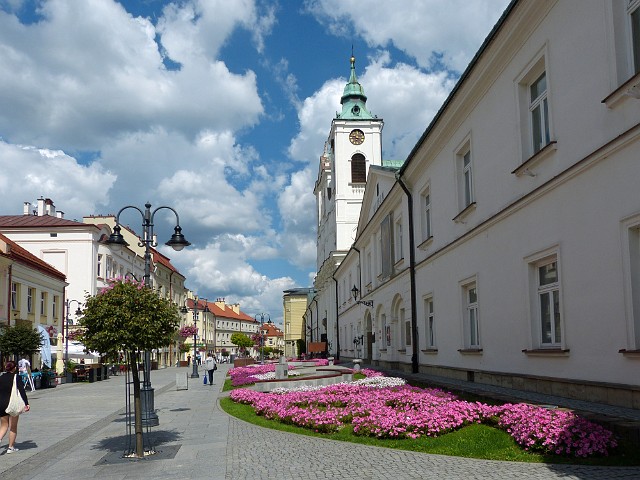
{"left": 349, "top": 129, "right": 365, "bottom": 145}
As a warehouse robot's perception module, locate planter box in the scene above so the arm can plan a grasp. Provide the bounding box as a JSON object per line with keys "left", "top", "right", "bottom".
{"left": 179, "top": 360, "right": 188, "bottom": 367}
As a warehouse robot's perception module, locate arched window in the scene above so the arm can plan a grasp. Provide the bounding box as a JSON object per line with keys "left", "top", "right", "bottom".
{"left": 351, "top": 154, "right": 366, "bottom": 183}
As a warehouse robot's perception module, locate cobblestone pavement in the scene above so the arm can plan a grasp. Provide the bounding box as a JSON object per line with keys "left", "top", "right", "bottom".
{"left": 0, "top": 364, "right": 638, "bottom": 480}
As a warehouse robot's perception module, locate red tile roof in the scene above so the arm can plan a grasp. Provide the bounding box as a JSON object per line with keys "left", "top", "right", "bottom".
{"left": 0, "top": 233, "right": 66, "bottom": 281}
{"left": 0, "top": 215, "right": 95, "bottom": 229}
{"left": 152, "top": 248, "right": 180, "bottom": 273}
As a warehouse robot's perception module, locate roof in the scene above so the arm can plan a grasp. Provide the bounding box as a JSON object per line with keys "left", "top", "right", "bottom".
{"left": 152, "top": 249, "right": 181, "bottom": 274}
{"left": 0, "top": 214, "right": 96, "bottom": 229}
{"left": 0, "top": 233, "right": 66, "bottom": 281}
{"left": 400, "top": 0, "right": 518, "bottom": 176}
{"left": 337, "top": 55, "right": 376, "bottom": 120}
{"left": 186, "top": 299, "right": 255, "bottom": 322}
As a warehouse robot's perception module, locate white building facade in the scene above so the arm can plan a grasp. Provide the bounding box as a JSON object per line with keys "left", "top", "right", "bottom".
{"left": 326, "top": 0, "right": 640, "bottom": 407}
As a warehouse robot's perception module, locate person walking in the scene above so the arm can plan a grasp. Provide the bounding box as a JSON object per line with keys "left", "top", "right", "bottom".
{"left": 204, "top": 353, "right": 217, "bottom": 385}
{"left": 0, "top": 361, "right": 30, "bottom": 454}
{"left": 187, "top": 354, "right": 191, "bottom": 366}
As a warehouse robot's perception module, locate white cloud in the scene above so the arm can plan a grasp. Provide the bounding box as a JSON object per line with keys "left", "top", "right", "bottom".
{"left": 305, "top": 0, "right": 511, "bottom": 72}
{"left": 171, "top": 238, "right": 296, "bottom": 316}
{"left": 0, "top": 140, "right": 116, "bottom": 217}
{"left": 0, "top": 0, "right": 265, "bottom": 149}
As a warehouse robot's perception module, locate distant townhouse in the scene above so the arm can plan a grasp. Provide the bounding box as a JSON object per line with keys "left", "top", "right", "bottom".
{"left": 0, "top": 232, "right": 66, "bottom": 369}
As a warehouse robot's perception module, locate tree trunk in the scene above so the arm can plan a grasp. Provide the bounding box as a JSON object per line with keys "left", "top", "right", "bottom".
{"left": 128, "top": 351, "right": 144, "bottom": 458}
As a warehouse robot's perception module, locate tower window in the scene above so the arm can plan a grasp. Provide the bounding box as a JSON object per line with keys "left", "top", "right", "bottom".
{"left": 351, "top": 154, "right": 366, "bottom": 183}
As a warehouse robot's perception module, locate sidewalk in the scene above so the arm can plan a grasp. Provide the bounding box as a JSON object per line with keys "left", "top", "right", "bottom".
{"left": 1, "top": 364, "right": 230, "bottom": 480}
{"left": 2, "top": 363, "right": 640, "bottom": 480}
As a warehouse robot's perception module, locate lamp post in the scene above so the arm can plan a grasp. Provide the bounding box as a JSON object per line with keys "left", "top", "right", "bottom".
{"left": 181, "top": 297, "right": 209, "bottom": 378}
{"left": 106, "top": 202, "right": 190, "bottom": 427}
{"left": 64, "top": 299, "right": 83, "bottom": 369}
{"left": 254, "top": 313, "right": 271, "bottom": 364}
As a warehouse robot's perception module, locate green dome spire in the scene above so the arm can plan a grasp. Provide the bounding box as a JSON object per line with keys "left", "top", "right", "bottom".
{"left": 338, "top": 54, "right": 374, "bottom": 120}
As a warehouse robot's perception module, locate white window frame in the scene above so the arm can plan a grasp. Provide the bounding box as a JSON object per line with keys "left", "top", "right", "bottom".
{"left": 395, "top": 216, "right": 403, "bottom": 263}
{"left": 40, "top": 292, "right": 46, "bottom": 316}
{"left": 11, "top": 282, "right": 17, "bottom": 310}
{"left": 27, "top": 287, "right": 34, "bottom": 314}
{"left": 460, "top": 277, "right": 480, "bottom": 349}
{"left": 454, "top": 135, "right": 475, "bottom": 215}
{"left": 537, "top": 259, "right": 562, "bottom": 346}
{"left": 422, "top": 185, "right": 432, "bottom": 242}
{"left": 529, "top": 71, "right": 550, "bottom": 154}
{"left": 525, "top": 246, "right": 565, "bottom": 349}
{"left": 516, "top": 49, "right": 554, "bottom": 162}
{"left": 425, "top": 296, "right": 435, "bottom": 348}
{"left": 622, "top": 215, "right": 640, "bottom": 349}
{"left": 53, "top": 295, "right": 58, "bottom": 318}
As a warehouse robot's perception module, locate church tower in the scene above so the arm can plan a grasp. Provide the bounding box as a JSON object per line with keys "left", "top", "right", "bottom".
{"left": 312, "top": 55, "right": 383, "bottom": 357}
{"left": 315, "top": 55, "right": 384, "bottom": 271}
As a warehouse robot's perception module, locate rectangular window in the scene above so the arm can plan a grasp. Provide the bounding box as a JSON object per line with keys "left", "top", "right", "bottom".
{"left": 40, "top": 292, "right": 46, "bottom": 315}
{"left": 53, "top": 295, "right": 58, "bottom": 319}
{"left": 97, "top": 254, "right": 102, "bottom": 277}
{"left": 380, "top": 214, "right": 394, "bottom": 278}
{"left": 423, "top": 190, "right": 432, "bottom": 240}
{"left": 403, "top": 309, "right": 411, "bottom": 347}
{"left": 27, "top": 287, "right": 34, "bottom": 313}
{"left": 462, "top": 151, "right": 474, "bottom": 207}
{"left": 530, "top": 72, "right": 550, "bottom": 154}
{"left": 106, "top": 256, "right": 113, "bottom": 278}
{"left": 538, "top": 260, "right": 562, "bottom": 345}
{"left": 395, "top": 217, "right": 403, "bottom": 262}
{"left": 11, "top": 282, "right": 17, "bottom": 310}
{"left": 464, "top": 283, "right": 480, "bottom": 348}
{"left": 425, "top": 297, "right": 435, "bottom": 348}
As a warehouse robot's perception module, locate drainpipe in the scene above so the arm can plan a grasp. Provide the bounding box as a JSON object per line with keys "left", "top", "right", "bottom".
{"left": 7, "top": 264, "right": 12, "bottom": 325}
{"left": 332, "top": 276, "right": 340, "bottom": 361}
{"left": 396, "top": 175, "right": 419, "bottom": 374}
{"left": 353, "top": 246, "right": 362, "bottom": 293}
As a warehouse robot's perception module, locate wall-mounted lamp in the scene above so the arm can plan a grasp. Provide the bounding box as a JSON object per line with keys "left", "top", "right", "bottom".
{"left": 351, "top": 285, "right": 373, "bottom": 307}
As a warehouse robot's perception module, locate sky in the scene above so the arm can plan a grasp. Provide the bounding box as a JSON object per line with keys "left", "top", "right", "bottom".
{"left": 0, "top": 0, "right": 510, "bottom": 324}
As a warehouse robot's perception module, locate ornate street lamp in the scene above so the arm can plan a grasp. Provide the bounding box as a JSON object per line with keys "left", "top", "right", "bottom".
{"left": 351, "top": 285, "right": 373, "bottom": 307}
{"left": 181, "top": 297, "right": 209, "bottom": 378}
{"left": 106, "top": 202, "right": 190, "bottom": 427}
{"left": 254, "top": 312, "right": 271, "bottom": 364}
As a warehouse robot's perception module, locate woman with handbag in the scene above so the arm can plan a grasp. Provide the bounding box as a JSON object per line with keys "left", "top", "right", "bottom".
{"left": 0, "top": 361, "right": 30, "bottom": 454}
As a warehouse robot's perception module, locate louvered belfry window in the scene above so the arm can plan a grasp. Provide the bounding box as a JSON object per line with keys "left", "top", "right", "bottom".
{"left": 351, "top": 154, "right": 366, "bottom": 183}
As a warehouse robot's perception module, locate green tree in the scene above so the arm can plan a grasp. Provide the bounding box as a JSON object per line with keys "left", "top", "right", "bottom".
{"left": 0, "top": 324, "right": 42, "bottom": 360}
{"left": 230, "top": 332, "right": 253, "bottom": 355}
{"left": 78, "top": 279, "right": 180, "bottom": 458}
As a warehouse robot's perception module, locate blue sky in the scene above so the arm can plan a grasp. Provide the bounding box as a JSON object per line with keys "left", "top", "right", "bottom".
{"left": 0, "top": 0, "right": 510, "bottom": 323}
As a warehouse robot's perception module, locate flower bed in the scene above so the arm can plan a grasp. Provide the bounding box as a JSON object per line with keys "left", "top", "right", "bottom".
{"left": 229, "top": 370, "right": 617, "bottom": 458}
{"left": 229, "top": 359, "right": 329, "bottom": 386}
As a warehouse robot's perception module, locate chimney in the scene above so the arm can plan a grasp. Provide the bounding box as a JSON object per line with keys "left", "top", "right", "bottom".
{"left": 214, "top": 298, "right": 226, "bottom": 310}
{"left": 23, "top": 202, "right": 31, "bottom": 215}
{"left": 44, "top": 198, "right": 55, "bottom": 216}
{"left": 231, "top": 303, "right": 240, "bottom": 314}
{"left": 37, "top": 197, "right": 45, "bottom": 216}
{"left": 56, "top": 211, "right": 64, "bottom": 219}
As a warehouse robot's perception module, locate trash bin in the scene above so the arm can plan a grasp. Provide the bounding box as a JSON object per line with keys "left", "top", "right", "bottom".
{"left": 88, "top": 368, "right": 96, "bottom": 383}
{"left": 230, "top": 354, "right": 236, "bottom": 363}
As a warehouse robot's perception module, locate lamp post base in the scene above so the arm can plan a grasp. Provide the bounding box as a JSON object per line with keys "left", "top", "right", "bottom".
{"left": 140, "top": 387, "right": 159, "bottom": 427}
{"left": 191, "top": 364, "right": 199, "bottom": 378}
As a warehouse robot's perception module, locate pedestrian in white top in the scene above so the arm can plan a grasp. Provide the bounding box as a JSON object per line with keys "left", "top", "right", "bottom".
{"left": 204, "top": 353, "right": 217, "bottom": 385}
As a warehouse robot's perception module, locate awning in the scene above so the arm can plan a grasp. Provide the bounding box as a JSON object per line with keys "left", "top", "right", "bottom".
{"left": 308, "top": 342, "right": 327, "bottom": 353}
